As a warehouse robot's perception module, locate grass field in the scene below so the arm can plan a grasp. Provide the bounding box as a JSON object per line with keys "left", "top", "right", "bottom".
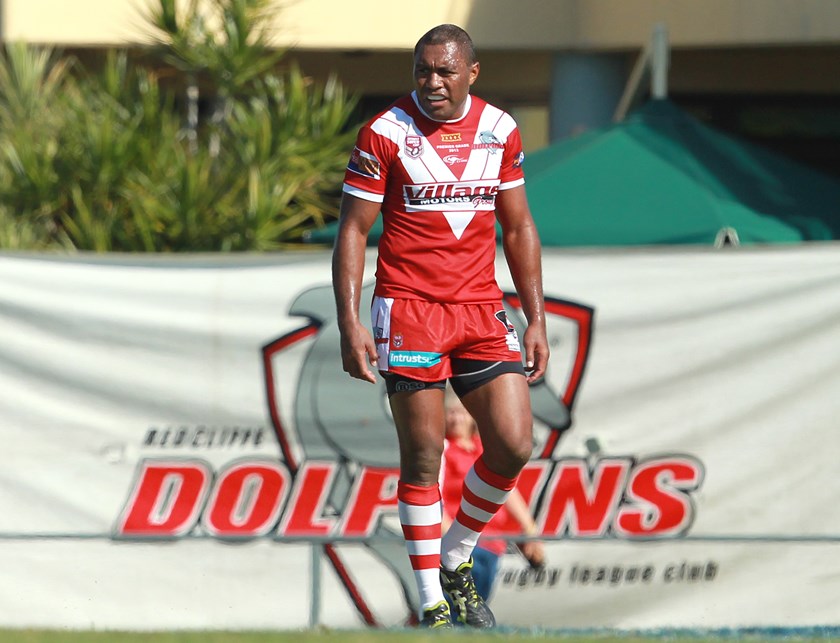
{"left": 0, "top": 629, "right": 836, "bottom": 643}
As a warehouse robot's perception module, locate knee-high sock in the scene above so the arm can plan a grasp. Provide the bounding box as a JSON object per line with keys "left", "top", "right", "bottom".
{"left": 398, "top": 481, "right": 445, "bottom": 611}
{"left": 440, "top": 456, "right": 517, "bottom": 571}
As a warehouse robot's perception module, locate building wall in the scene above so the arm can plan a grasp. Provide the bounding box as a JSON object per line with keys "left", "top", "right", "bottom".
{"left": 5, "top": 1, "right": 840, "bottom": 169}
{"left": 6, "top": 0, "right": 840, "bottom": 50}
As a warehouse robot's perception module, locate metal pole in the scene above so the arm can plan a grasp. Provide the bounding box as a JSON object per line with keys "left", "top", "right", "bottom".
{"left": 309, "top": 544, "right": 322, "bottom": 628}
{"left": 651, "top": 22, "right": 670, "bottom": 99}
{"left": 613, "top": 46, "right": 651, "bottom": 121}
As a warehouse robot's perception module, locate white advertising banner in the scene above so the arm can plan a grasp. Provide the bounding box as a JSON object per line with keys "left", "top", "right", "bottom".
{"left": 0, "top": 245, "right": 839, "bottom": 631}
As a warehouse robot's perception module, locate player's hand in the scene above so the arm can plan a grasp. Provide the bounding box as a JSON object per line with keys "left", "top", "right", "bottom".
{"left": 339, "top": 321, "right": 378, "bottom": 384}
{"left": 517, "top": 540, "right": 546, "bottom": 570}
{"left": 523, "top": 324, "right": 549, "bottom": 383}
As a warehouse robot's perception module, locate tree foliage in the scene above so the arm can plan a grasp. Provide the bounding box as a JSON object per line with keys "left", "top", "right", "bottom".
{"left": 0, "top": 0, "right": 358, "bottom": 251}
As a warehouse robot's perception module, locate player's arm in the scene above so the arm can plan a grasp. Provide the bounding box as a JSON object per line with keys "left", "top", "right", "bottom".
{"left": 504, "top": 487, "right": 546, "bottom": 569}
{"left": 332, "top": 193, "right": 381, "bottom": 383}
{"left": 495, "top": 184, "right": 549, "bottom": 383}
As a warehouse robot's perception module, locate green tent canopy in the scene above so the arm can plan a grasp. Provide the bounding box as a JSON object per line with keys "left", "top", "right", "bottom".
{"left": 524, "top": 99, "right": 840, "bottom": 246}
{"left": 305, "top": 100, "right": 840, "bottom": 247}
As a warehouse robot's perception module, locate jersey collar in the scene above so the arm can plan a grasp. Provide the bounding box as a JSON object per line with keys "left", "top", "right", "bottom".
{"left": 411, "top": 91, "right": 472, "bottom": 123}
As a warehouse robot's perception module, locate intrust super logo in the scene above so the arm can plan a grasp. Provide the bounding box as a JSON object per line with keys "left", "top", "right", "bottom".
{"left": 389, "top": 351, "right": 442, "bottom": 367}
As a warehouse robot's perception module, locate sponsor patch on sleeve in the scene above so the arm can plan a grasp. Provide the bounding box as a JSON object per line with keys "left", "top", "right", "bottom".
{"left": 513, "top": 151, "right": 525, "bottom": 168}
{"left": 348, "top": 147, "right": 382, "bottom": 180}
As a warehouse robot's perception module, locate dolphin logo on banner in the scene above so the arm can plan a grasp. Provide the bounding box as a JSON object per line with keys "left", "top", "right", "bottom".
{"left": 261, "top": 282, "right": 595, "bottom": 623}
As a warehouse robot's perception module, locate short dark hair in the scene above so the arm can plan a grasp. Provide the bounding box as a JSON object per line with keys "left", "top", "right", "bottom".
{"left": 414, "top": 24, "right": 477, "bottom": 64}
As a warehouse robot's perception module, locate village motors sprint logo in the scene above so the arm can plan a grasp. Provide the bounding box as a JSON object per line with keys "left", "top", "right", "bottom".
{"left": 114, "top": 283, "right": 703, "bottom": 541}
{"left": 403, "top": 180, "right": 498, "bottom": 209}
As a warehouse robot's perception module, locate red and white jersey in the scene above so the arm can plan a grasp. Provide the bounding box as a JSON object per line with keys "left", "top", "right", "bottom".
{"left": 343, "top": 92, "right": 526, "bottom": 303}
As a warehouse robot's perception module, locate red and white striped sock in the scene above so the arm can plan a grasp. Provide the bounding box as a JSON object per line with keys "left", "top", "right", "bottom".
{"left": 397, "top": 481, "right": 446, "bottom": 611}
{"left": 440, "top": 456, "right": 517, "bottom": 571}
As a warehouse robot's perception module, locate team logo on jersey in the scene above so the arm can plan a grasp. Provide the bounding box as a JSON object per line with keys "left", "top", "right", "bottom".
{"left": 443, "top": 154, "right": 468, "bottom": 166}
{"left": 404, "top": 136, "right": 423, "bottom": 158}
{"left": 348, "top": 147, "right": 381, "bottom": 180}
{"left": 474, "top": 130, "right": 504, "bottom": 154}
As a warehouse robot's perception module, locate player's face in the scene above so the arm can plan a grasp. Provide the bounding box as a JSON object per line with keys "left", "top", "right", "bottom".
{"left": 413, "top": 42, "right": 479, "bottom": 121}
{"left": 445, "top": 402, "right": 476, "bottom": 441}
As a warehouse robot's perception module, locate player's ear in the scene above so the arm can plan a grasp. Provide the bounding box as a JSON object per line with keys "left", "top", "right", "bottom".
{"left": 469, "top": 61, "right": 480, "bottom": 86}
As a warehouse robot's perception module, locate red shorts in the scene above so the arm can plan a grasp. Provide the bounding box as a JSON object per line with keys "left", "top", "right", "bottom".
{"left": 371, "top": 296, "right": 522, "bottom": 382}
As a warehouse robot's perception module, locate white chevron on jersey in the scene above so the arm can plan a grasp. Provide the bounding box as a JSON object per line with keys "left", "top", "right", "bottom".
{"left": 462, "top": 104, "right": 515, "bottom": 180}
{"left": 369, "top": 102, "right": 515, "bottom": 237}
{"left": 444, "top": 211, "right": 483, "bottom": 239}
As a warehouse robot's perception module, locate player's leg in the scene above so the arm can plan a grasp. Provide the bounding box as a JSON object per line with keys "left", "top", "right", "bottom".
{"left": 460, "top": 370, "right": 533, "bottom": 478}
{"left": 373, "top": 297, "right": 458, "bottom": 627}
{"left": 388, "top": 381, "right": 447, "bottom": 485}
{"left": 436, "top": 364, "right": 530, "bottom": 628}
{"left": 441, "top": 367, "right": 531, "bottom": 569}
{"left": 386, "top": 380, "right": 452, "bottom": 627}
{"left": 436, "top": 301, "right": 532, "bottom": 628}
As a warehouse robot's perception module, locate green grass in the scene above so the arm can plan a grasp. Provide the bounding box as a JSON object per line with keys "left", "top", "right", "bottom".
{"left": 0, "top": 630, "right": 835, "bottom": 643}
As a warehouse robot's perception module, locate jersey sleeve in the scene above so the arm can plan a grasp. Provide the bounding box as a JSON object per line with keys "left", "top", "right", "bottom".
{"left": 499, "top": 126, "right": 526, "bottom": 191}
{"left": 342, "top": 122, "right": 395, "bottom": 203}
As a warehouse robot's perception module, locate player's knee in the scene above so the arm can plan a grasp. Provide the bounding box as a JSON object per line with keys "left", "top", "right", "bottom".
{"left": 504, "top": 437, "right": 533, "bottom": 474}
{"left": 482, "top": 435, "right": 532, "bottom": 478}
{"left": 400, "top": 443, "right": 444, "bottom": 485}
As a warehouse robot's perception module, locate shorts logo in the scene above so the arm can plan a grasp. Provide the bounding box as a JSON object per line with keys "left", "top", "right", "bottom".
{"left": 395, "top": 380, "right": 427, "bottom": 392}
{"left": 495, "top": 310, "right": 520, "bottom": 351}
{"left": 393, "top": 333, "right": 403, "bottom": 348}
{"left": 389, "top": 351, "right": 442, "bottom": 368}
{"left": 495, "top": 310, "right": 515, "bottom": 333}
{"left": 404, "top": 136, "right": 423, "bottom": 158}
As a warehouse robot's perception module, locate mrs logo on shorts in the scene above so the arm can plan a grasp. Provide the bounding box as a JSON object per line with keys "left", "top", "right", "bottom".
{"left": 495, "top": 309, "right": 520, "bottom": 352}
{"left": 494, "top": 310, "right": 515, "bottom": 333}
{"left": 404, "top": 135, "right": 423, "bottom": 158}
